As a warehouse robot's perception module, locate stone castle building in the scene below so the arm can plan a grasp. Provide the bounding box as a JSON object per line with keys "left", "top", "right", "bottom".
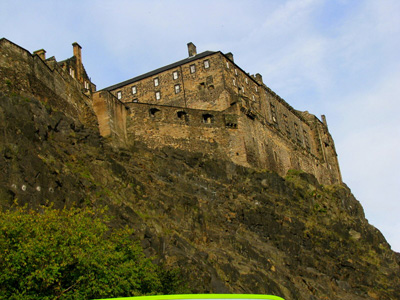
{"left": 0, "top": 38, "right": 342, "bottom": 185}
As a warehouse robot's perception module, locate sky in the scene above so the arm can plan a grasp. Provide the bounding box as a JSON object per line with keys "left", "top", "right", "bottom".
{"left": 1, "top": 0, "right": 399, "bottom": 251}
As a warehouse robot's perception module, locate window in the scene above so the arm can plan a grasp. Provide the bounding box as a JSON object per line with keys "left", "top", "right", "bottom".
{"left": 245, "top": 78, "right": 248, "bottom": 84}
{"left": 173, "top": 71, "right": 179, "bottom": 80}
{"left": 174, "top": 84, "right": 181, "bottom": 94}
{"left": 235, "top": 69, "right": 238, "bottom": 76}
{"left": 190, "top": 64, "right": 196, "bottom": 73}
{"left": 69, "top": 68, "right": 75, "bottom": 78}
{"left": 252, "top": 95, "right": 255, "bottom": 101}
{"left": 177, "top": 111, "right": 188, "bottom": 122}
{"left": 117, "top": 91, "right": 122, "bottom": 100}
{"left": 255, "top": 86, "right": 258, "bottom": 92}
{"left": 226, "top": 62, "right": 230, "bottom": 69}
{"left": 204, "top": 60, "right": 210, "bottom": 69}
{"left": 132, "top": 98, "right": 138, "bottom": 103}
{"left": 233, "top": 79, "right": 236, "bottom": 86}
{"left": 202, "top": 113, "right": 214, "bottom": 124}
{"left": 154, "top": 78, "right": 159, "bottom": 87}
{"left": 304, "top": 130, "right": 311, "bottom": 151}
{"left": 242, "top": 87, "right": 245, "bottom": 93}
{"left": 283, "top": 114, "right": 290, "bottom": 135}
{"left": 155, "top": 91, "right": 161, "bottom": 100}
{"left": 132, "top": 86, "right": 137, "bottom": 95}
{"left": 84, "top": 81, "right": 89, "bottom": 89}
{"left": 149, "top": 108, "right": 160, "bottom": 118}
{"left": 270, "top": 103, "right": 277, "bottom": 123}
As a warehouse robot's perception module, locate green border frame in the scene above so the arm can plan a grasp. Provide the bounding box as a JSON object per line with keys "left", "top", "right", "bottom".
{"left": 95, "top": 294, "right": 285, "bottom": 300}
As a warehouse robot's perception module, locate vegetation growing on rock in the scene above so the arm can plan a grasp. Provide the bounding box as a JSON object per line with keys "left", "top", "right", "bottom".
{"left": 0, "top": 205, "right": 186, "bottom": 299}
{"left": 1, "top": 93, "right": 399, "bottom": 299}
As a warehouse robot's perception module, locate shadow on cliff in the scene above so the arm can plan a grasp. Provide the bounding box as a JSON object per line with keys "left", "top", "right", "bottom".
{"left": 0, "top": 92, "right": 399, "bottom": 300}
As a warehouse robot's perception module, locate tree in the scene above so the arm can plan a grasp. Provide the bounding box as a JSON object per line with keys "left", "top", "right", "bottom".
{"left": 0, "top": 205, "right": 184, "bottom": 299}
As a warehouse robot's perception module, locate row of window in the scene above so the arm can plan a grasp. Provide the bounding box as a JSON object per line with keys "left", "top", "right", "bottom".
{"left": 149, "top": 108, "right": 215, "bottom": 124}
{"left": 116, "top": 59, "right": 211, "bottom": 100}
{"left": 226, "top": 61, "right": 253, "bottom": 84}
{"left": 117, "top": 84, "right": 182, "bottom": 101}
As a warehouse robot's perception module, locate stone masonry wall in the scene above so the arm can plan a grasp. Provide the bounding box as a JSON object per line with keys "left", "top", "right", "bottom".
{"left": 0, "top": 38, "right": 98, "bottom": 129}
{"left": 92, "top": 90, "right": 128, "bottom": 142}
{"left": 125, "top": 102, "right": 247, "bottom": 164}
{"left": 109, "top": 53, "right": 232, "bottom": 112}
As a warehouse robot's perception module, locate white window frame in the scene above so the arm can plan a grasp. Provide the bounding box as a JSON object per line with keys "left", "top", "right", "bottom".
{"left": 190, "top": 64, "right": 196, "bottom": 74}
{"left": 233, "top": 79, "right": 236, "bottom": 86}
{"left": 174, "top": 84, "right": 181, "bottom": 94}
{"left": 173, "top": 71, "right": 179, "bottom": 80}
{"left": 132, "top": 86, "right": 137, "bottom": 95}
{"left": 154, "top": 78, "right": 159, "bottom": 87}
{"left": 204, "top": 60, "right": 210, "bottom": 69}
{"left": 155, "top": 91, "right": 161, "bottom": 100}
{"left": 226, "top": 62, "right": 230, "bottom": 69}
{"left": 117, "top": 91, "right": 122, "bottom": 100}
{"left": 245, "top": 78, "right": 248, "bottom": 84}
{"left": 235, "top": 69, "right": 238, "bottom": 76}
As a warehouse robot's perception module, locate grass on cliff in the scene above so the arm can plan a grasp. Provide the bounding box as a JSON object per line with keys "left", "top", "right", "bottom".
{"left": 0, "top": 204, "right": 186, "bottom": 300}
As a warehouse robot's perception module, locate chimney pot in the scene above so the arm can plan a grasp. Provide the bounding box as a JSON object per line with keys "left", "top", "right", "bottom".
{"left": 187, "top": 42, "right": 197, "bottom": 57}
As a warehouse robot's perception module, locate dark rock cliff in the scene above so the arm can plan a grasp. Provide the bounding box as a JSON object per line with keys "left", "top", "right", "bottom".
{"left": 1, "top": 91, "right": 399, "bottom": 300}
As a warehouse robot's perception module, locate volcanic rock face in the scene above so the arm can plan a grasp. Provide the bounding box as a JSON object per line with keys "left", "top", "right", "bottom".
{"left": 1, "top": 91, "right": 399, "bottom": 300}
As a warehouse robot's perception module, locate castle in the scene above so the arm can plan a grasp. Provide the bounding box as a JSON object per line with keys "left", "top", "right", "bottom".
{"left": 0, "top": 38, "right": 342, "bottom": 185}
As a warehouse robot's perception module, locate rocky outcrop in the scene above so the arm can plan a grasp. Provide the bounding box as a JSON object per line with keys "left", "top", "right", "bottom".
{"left": 1, "top": 91, "right": 399, "bottom": 300}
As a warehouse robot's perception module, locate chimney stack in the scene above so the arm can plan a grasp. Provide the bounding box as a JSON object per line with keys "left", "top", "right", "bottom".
{"left": 255, "top": 73, "right": 263, "bottom": 84}
{"left": 33, "top": 49, "right": 46, "bottom": 60}
{"left": 72, "top": 42, "right": 82, "bottom": 62}
{"left": 225, "top": 52, "right": 234, "bottom": 62}
{"left": 187, "top": 42, "right": 197, "bottom": 57}
{"left": 72, "top": 42, "right": 83, "bottom": 82}
{"left": 321, "top": 115, "right": 328, "bottom": 128}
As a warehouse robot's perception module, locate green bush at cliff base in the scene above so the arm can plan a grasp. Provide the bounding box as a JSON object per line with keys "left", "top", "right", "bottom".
{"left": 0, "top": 205, "right": 185, "bottom": 300}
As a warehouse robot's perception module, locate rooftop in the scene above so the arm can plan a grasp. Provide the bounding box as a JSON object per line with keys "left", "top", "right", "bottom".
{"left": 104, "top": 50, "right": 218, "bottom": 91}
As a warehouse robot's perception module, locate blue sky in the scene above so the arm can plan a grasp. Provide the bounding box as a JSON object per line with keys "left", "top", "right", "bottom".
{"left": 1, "top": 0, "right": 399, "bottom": 251}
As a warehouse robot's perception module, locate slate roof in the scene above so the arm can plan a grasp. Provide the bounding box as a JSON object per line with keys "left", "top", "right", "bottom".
{"left": 104, "top": 50, "right": 218, "bottom": 91}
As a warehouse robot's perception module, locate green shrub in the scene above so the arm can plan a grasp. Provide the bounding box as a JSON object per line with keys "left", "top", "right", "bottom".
{"left": 0, "top": 205, "right": 184, "bottom": 299}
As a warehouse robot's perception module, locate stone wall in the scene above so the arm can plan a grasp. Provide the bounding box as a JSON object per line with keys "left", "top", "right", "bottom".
{"left": 92, "top": 90, "right": 128, "bottom": 142}
{"left": 0, "top": 38, "right": 98, "bottom": 129}
{"left": 125, "top": 102, "right": 246, "bottom": 163}
{"left": 124, "top": 99, "right": 341, "bottom": 185}
{"left": 0, "top": 37, "right": 342, "bottom": 185}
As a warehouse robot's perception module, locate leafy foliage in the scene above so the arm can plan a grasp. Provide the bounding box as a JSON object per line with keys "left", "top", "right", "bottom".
{"left": 0, "top": 205, "right": 185, "bottom": 299}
